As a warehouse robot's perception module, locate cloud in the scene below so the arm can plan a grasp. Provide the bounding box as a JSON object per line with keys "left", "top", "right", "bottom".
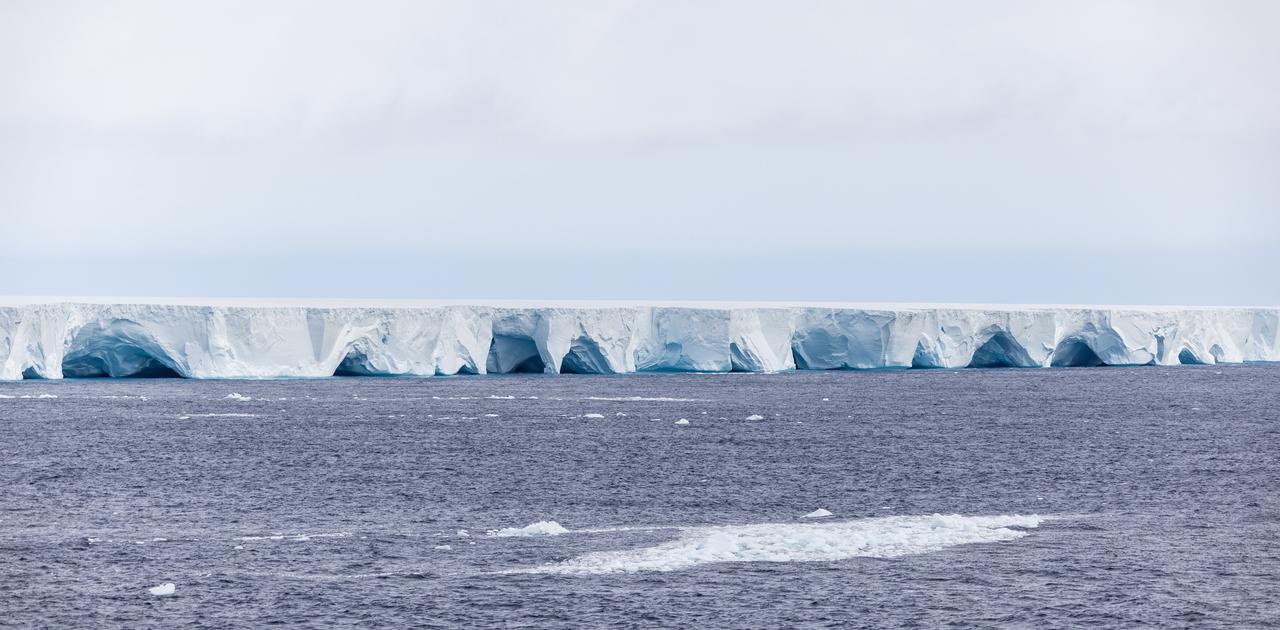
{"left": 2, "top": 0, "right": 1277, "bottom": 143}
{"left": 1, "top": 1, "right": 1276, "bottom": 303}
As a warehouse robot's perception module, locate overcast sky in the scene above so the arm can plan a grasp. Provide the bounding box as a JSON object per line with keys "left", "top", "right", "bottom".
{"left": 2, "top": 0, "right": 1277, "bottom": 303}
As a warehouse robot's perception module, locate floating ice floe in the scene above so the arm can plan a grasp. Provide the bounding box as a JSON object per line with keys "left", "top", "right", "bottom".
{"left": 746, "top": 414, "right": 765, "bottom": 420}
{"left": 148, "top": 583, "right": 176, "bottom": 596}
{"left": 507, "top": 514, "right": 1043, "bottom": 575}
{"left": 488, "top": 521, "right": 570, "bottom": 537}
{"left": 802, "top": 508, "right": 833, "bottom": 519}
{"left": 582, "top": 413, "right": 605, "bottom": 419}
{"left": 674, "top": 419, "right": 690, "bottom": 425}
{"left": 434, "top": 544, "right": 452, "bottom": 550}
{"left": 225, "top": 393, "right": 251, "bottom": 401}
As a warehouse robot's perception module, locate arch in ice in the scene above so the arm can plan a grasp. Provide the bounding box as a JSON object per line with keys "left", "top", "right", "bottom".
{"left": 1049, "top": 338, "right": 1106, "bottom": 367}
{"left": 62, "top": 320, "right": 184, "bottom": 378}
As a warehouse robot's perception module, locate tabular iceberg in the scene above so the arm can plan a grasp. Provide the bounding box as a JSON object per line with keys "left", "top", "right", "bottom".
{"left": 0, "top": 300, "right": 1276, "bottom": 380}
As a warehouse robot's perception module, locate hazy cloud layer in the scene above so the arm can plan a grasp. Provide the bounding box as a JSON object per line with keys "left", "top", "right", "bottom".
{"left": 2, "top": 1, "right": 1277, "bottom": 302}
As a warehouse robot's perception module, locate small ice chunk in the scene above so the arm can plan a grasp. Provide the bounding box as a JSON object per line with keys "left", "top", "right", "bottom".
{"left": 822, "top": 398, "right": 830, "bottom": 402}
{"left": 226, "top": 393, "right": 251, "bottom": 401}
{"left": 583, "top": 413, "right": 605, "bottom": 419}
{"left": 434, "top": 544, "right": 452, "bottom": 550}
{"left": 802, "top": 508, "right": 833, "bottom": 519}
{"left": 489, "top": 521, "right": 570, "bottom": 537}
{"left": 674, "top": 419, "right": 690, "bottom": 426}
{"left": 148, "top": 583, "right": 176, "bottom": 596}
{"left": 745, "top": 414, "right": 765, "bottom": 420}
{"left": 457, "top": 529, "right": 470, "bottom": 538}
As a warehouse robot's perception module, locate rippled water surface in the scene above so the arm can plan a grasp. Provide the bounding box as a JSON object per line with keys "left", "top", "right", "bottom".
{"left": 2, "top": 366, "right": 1279, "bottom": 628}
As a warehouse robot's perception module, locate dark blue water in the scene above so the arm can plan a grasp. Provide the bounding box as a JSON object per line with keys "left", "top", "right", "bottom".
{"left": 2, "top": 366, "right": 1279, "bottom": 628}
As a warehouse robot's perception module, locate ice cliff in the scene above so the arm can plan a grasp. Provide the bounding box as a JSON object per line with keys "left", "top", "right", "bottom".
{"left": 0, "top": 300, "right": 1276, "bottom": 380}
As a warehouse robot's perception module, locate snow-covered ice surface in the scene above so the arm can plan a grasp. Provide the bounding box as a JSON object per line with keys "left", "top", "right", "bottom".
{"left": 2, "top": 299, "right": 1276, "bottom": 380}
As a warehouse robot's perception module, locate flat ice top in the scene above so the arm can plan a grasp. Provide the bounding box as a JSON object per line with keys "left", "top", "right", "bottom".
{"left": 0, "top": 296, "right": 1272, "bottom": 310}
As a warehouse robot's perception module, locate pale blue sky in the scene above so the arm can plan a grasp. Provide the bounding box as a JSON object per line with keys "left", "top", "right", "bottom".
{"left": 2, "top": 1, "right": 1277, "bottom": 303}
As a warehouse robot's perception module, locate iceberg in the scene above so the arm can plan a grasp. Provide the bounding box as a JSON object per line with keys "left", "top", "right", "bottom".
{"left": 1, "top": 299, "right": 1276, "bottom": 380}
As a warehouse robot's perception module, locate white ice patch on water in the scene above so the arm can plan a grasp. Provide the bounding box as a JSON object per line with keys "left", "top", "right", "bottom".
{"left": 506, "top": 514, "right": 1042, "bottom": 575}
{"left": 489, "top": 521, "right": 570, "bottom": 537}
{"left": 148, "top": 583, "right": 176, "bottom": 596}
{"left": 582, "top": 413, "right": 605, "bottom": 419}
{"left": 674, "top": 419, "right": 690, "bottom": 425}
{"left": 226, "top": 393, "right": 252, "bottom": 401}
{"left": 802, "top": 508, "right": 833, "bottom": 519}
{"left": 745, "top": 414, "right": 765, "bottom": 420}
{"left": 188, "top": 413, "right": 257, "bottom": 418}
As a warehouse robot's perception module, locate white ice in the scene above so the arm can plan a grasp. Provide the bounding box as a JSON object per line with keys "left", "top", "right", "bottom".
{"left": 148, "top": 583, "right": 176, "bottom": 596}
{"left": 802, "top": 508, "right": 833, "bottom": 519}
{"left": 2, "top": 299, "right": 1276, "bottom": 380}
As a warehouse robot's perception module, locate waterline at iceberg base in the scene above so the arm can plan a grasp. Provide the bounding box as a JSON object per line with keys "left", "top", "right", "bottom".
{"left": 1, "top": 300, "right": 1277, "bottom": 380}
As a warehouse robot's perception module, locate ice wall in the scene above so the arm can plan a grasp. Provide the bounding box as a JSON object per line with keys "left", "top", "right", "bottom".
{"left": 1, "top": 301, "right": 1276, "bottom": 380}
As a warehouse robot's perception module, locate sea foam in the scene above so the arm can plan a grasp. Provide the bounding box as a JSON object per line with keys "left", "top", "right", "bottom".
{"left": 508, "top": 514, "right": 1042, "bottom": 575}
{"left": 488, "top": 521, "right": 571, "bottom": 537}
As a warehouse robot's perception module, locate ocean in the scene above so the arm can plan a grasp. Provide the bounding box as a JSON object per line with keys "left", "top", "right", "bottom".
{"left": 2, "top": 365, "right": 1278, "bottom": 628}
